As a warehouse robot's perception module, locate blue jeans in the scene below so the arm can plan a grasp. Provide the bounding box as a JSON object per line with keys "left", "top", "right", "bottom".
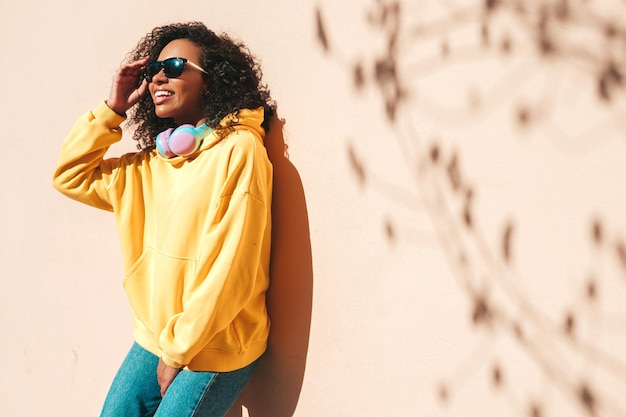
{"left": 100, "top": 342, "right": 258, "bottom": 417}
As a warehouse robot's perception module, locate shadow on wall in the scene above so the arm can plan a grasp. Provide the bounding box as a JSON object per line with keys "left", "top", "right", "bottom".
{"left": 226, "top": 110, "right": 313, "bottom": 417}
{"left": 316, "top": 1, "right": 626, "bottom": 416}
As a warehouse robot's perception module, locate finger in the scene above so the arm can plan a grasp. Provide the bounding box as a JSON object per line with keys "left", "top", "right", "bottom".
{"left": 128, "top": 56, "right": 150, "bottom": 71}
{"left": 159, "top": 379, "right": 171, "bottom": 397}
{"left": 119, "top": 64, "right": 144, "bottom": 76}
{"left": 118, "top": 57, "right": 149, "bottom": 77}
{"left": 137, "top": 79, "right": 148, "bottom": 94}
{"left": 129, "top": 56, "right": 150, "bottom": 67}
{"left": 132, "top": 81, "right": 149, "bottom": 101}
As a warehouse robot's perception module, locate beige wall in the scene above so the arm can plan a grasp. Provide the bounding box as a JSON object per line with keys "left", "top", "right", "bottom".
{"left": 2, "top": 0, "right": 626, "bottom": 416}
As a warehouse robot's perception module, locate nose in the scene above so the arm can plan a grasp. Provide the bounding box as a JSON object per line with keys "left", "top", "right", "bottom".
{"left": 151, "top": 68, "right": 168, "bottom": 84}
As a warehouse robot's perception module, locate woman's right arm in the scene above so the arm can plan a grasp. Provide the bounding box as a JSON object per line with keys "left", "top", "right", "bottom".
{"left": 52, "top": 102, "right": 126, "bottom": 211}
{"left": 52, "top": 58, "right": 150, "bottom": 210}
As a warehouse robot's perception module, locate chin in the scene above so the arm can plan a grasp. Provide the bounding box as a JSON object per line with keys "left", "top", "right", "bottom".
{"left": 155, "top": 110, "right": 175, "bottom": 120}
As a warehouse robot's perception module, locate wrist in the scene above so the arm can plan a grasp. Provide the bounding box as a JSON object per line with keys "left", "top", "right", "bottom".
{"left": 105, "top": 100, "right": 127, "bottom": 117}
{"left": 160, "top": 354, "right": 184, "bottom": 369}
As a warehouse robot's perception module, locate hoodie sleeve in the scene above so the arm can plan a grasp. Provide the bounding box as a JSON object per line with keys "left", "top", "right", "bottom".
{"left": 158, "top": 130, "right": 273, "bottom": 368}
{"left": 52, "top": 102, "right": 127, "bottom": 211}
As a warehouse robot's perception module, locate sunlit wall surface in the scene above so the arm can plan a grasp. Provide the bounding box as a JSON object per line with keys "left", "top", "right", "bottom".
{"left": 1, "top": 0, "right": 625, "bottom": 416}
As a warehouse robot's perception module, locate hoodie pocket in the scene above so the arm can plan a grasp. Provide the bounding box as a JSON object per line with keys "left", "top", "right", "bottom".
{"left": 123, "top": 248, "right": 191, "bottom": 332}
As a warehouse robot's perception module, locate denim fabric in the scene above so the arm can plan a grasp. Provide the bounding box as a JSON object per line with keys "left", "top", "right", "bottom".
{"left": 100, "top": 342, "right": 258, "bottom": 417}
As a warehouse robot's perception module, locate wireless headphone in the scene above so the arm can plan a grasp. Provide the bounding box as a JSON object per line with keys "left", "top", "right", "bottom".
{"left": 156, "top": 124, "right": 211, "bottom": 158}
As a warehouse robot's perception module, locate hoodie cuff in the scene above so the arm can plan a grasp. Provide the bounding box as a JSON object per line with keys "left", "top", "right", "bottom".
{"left": 93, "top": 101, "right": 127, "bottom": 129}
{"left": 160, "top": 353, "right": 185, "bottom": 369}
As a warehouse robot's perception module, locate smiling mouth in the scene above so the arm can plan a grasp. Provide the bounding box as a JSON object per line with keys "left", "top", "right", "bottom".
{"left": 153, "top": 90, "right": 174, "bottom": 105}
{"left": 154, "top": 90, "right": 173, "bottom": 98}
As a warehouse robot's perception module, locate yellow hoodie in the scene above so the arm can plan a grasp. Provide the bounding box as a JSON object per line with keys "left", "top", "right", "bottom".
{"left": 53, "top": 102, "right": 272, "bottom": 372}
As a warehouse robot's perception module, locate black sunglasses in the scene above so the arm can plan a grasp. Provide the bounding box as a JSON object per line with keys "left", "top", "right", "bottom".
{"left": 143, "top": 57, "right": 208, "bottom": 81}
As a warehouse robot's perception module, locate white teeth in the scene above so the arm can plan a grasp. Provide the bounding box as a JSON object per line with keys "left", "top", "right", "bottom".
{"left": 155, "top": 90, "right": 173, "bottom": 98}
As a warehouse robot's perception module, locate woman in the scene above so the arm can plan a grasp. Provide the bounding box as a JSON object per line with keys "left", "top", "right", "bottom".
{"left": 53, "top": 22, "right": 274, "bottom": 417}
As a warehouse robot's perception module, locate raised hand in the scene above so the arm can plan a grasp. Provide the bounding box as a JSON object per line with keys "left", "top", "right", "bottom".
{"left": 106, "top": 57, "right": 150, "bottom": 116}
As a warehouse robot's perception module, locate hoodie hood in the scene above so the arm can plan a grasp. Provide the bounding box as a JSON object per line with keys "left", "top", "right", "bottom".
{"left": 156, "top": 107, "right": 266, "bottom": 163}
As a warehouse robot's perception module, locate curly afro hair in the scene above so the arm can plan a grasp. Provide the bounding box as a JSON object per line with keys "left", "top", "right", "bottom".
{"left": 125, "top": 22, "right": 274, "bottom": 150}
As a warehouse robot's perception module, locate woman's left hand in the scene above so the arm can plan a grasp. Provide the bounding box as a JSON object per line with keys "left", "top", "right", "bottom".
{"left": 157, "top": 358, "right": 182, "bottom": 397}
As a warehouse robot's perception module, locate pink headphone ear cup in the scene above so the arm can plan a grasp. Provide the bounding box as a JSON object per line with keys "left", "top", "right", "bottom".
{"left": 168, "top": 124, "right": 201, "bottom": 156}
{"left": 156, "top": 128, "right": 176, "bottom": 158}
{"left": 155, "top": 124, "right": 209, "bottom": 158}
